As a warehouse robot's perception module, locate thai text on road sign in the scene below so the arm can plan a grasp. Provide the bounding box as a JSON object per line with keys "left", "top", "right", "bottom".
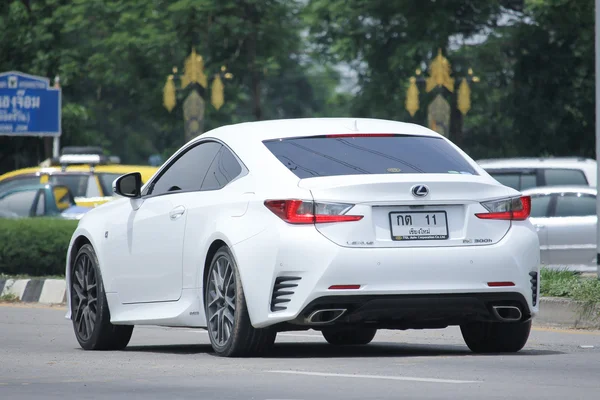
{"left": 0, "top": 71, "right": 61, "bottom": 137}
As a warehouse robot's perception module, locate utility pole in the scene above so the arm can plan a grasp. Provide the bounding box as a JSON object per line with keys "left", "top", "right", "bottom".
{"left": 595, "top": 0, "right": 600, "bottom": 279}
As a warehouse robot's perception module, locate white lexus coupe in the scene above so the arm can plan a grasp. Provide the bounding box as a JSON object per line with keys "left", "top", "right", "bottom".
{"left": 65, "top": 118, "right": 540, "bottom": 357}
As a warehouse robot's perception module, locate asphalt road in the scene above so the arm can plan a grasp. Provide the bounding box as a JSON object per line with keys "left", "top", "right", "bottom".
{"left": 1, "top": 304, "right": 599, "bottom": 400}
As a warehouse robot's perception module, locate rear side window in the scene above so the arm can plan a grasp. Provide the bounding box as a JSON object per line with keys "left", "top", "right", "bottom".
{"left": 555, "top": 193, "right": 596, "bottom": 217}
{"left": 490, "top": 173, "right": 520, "bottom": 190}
{"left": 148, "top": 141, "right": 222, "bottom": 196}
{"left": 0, "top": 190, "right": 37, "bottom": 217}
{"left": 201, "top": 147, "right": 243, "bottom": 191}
{"left": 529, "top": 194, "right": 552, "bottom": 217}
{"left": 48, "top": 174, "right": 90, "bottom": 197}
{"left": 543, "top": 169, "right": 587, "bottom": 186}
{"left": 488, "top": 172, "right": 536, "bottom": 190}
{"left": 97, "top": 173, "right": 124, "bottom": 196}
{"left": 0, "top": 176, "right": 40, "bottom": 194}
{"left": 262, "top": 135, "right": 478, "bottom": 178}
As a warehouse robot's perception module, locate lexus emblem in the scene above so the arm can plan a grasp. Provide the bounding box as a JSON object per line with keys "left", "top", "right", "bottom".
{"left": 411, "top": 185, "right": 429, "bottom": 197}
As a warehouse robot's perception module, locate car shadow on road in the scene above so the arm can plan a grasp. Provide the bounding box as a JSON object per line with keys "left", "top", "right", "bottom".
{"left": 123, "top": 341, "right": 562, "bottom": 358}
{"left": 263, "top": 342, "right": 562, "bottom": 358}
{"left": 123, "top": 344, "right": 214, "bottom": 355}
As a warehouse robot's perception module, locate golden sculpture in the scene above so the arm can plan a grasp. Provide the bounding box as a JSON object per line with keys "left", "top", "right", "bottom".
{"left": 163, "top": 75, "right": 176, "bottom": 112}
{"left": 457, "top": 78, "right": 471, "bottom": 115}
{"left": 163, "top": 49, "right": 233, "bottom": 113}
{"left": 181, "top": 48, "right": 208, "bottom": 89}
{"left": 404, "top": 49, "right": 480, "bottom": 134}
{"left": 405, "top": 77, "right": 420, "bottom": 117}
{"left": 428, "top": 94, "right": 451, "bottom": 137}
{"left": 211, "top": 74, "right": 224, "bottom": 111}
{"left": 426, "top": 49, "right": 455, "bottom": 93}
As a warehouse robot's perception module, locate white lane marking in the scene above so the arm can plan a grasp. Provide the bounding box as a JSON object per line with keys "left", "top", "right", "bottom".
{"left": 267, "top": 370, "right": 478, "bottom": 384}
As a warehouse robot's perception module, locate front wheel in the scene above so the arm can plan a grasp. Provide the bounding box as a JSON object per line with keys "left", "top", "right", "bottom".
{"left": 205, "top": 246, "right": 276, "bottom": 357}
{"left": 70, "top": 244, "right": 134, "bottom": 350}
{"left": 460, "top": 320, "right": 531, "bottom": 353}
{"left": 322, "top": 327, "right": 377, "bottom": 345}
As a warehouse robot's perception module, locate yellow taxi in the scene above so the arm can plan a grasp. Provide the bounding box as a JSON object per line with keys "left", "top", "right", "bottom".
{"left": 0, "top": 150, "right": 158, "bottom": 208}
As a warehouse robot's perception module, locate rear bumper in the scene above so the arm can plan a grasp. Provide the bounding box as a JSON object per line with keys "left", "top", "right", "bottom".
{"left": 232, "top": 222, "right": 540, "bottom": 329}
{"left": 284, "top": 292, "right": 532, "bottom": 330}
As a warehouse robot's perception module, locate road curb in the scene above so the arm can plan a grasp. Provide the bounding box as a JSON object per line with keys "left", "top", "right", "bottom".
{"left": 0, "top": 278, "right": 66, "bottom": 304}
{"left": 1, "top": 279, "right": 599, "bottom": 329}
{"left": 537, "top": 297, "right": 600, "bottom": 329}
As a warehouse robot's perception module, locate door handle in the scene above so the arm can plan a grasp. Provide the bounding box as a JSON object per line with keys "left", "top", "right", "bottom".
{"left": 169, "top": 206, "right": 186, "bottom": 220}
{"left": 535, "top": 224, "right": 545, "bottom": 231}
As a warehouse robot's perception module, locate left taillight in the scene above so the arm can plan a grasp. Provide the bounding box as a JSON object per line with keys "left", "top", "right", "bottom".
{"left": 264, "top": 199, "right": 363, "bottom": 224}
{"left": 475, "top": 196, "right": 531, "bottom": 221}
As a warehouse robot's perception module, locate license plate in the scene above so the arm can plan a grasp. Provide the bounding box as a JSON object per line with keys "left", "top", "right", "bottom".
{"left": 389, "top": 211, "right": 449, "bottom": 240}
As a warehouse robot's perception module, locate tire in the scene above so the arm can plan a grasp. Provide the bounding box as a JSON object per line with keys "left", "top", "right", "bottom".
{"left": 70, "top": 244, "right": 134, "bottom": 350}
{"left": 460, "top": 320, "right": 532, "bottom": 353}
{"left": 204, "top": 246, "right": 276, "bottom": 357}
{"left": 322, "top": 327, "right": 377, "bottom": 346}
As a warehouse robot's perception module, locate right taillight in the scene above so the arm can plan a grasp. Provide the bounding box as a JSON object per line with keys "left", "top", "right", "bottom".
{"left": 475, "top": 196, "right": 531, "bottom": 221}
{"left": 264, "top": 199, "right": 363, "bottom": 224}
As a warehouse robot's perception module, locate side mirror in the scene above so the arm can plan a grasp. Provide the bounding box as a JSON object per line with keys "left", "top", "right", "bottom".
{"left": 113, "top": 172, "right": 142, "bottom": 198}
{"left": 52, "top": 185, "right": 75, "bottom": 210}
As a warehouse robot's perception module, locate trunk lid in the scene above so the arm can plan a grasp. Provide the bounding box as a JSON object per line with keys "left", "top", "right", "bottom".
{"left": 300, "top": 174, "right": 515, "bottom": 248}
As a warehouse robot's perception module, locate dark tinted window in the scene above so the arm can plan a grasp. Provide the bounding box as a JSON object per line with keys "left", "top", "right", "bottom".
{"left": 0, "top": 176, "right": 40, "bottom": 195}
{"left": 201, "top": 147, "right": 243, "bottom": 191}
{"left": 48, "top": 174, "right": 90, "bottom": 197}
{"left": 149, "top": 141, "right": 222, "bottom": 195}
{"left": 262, "top": 135, "right": 478, "bottom": 178}
{"left": 97, "top": 173, "right": 124, "bottom": 196}
{"left": 544, "top": 169, "right": 587, "bottom": 186}
{"left": 530, "top": 194, "right": 552, "bottom": 217}
{"left": 521, "top": 174, "right": 537, "bottom": 190}
{"left": 555, "top": 193, "right": 596, "bottom": 217}
{"left": 35, "top": 192, "right": 46, "bottom": 216}
{"left": 0, "top": 190, "right": 38, "bottom": 217}
{"left": 489, "top": 172, "right": 537, "bottom": 190}
{"left": 490, "top": 173, "right": 520, "bottom": 190}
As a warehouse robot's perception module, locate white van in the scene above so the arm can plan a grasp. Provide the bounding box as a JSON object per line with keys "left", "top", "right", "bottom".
{"left": 476, "top": 157, "right": 596, "bottom": 191}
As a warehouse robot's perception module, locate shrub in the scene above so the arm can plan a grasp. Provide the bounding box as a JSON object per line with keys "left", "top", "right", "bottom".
{"left": 0, "top": 218, "right": 78, "bottom": 276}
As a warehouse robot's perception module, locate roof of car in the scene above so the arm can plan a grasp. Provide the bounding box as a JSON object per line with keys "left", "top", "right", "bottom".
{"left": 521, "top": 185, "right": 597, "bottom": 196}
{"left": 0, "top": 164, "right": 158, "bottom": 182}
{"left": 0, "top": 183, "right": 50, "bottom": 196}
{"left": 196, "top": 117, "right": 440, "bottom": 145}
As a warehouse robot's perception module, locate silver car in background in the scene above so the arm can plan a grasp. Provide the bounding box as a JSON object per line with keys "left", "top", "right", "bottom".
{"left": 522, "top": 185, "right": 597, "bottom": 272}
{"left": 477, "top": 157, "right": 596, "bottom": 191}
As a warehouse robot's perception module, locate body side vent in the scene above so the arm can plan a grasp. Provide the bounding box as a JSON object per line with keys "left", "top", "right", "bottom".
{"left": 271, "top": 276, "right": 301, "bottom": 312}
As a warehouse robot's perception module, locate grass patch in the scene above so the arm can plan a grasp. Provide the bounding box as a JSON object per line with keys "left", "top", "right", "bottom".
{"left": 0, "top": 217, "right": 77, "bottom": 276}
{"left": 0, "top": 293, "right": 19, "bottom": 303}
{"left": 540, "top": 267, "right": 600, "bottom": 320}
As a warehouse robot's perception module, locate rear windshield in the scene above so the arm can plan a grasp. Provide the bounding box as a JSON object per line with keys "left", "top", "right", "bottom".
{"left": 262, "top": 135, "right": 478, "bottom": 178}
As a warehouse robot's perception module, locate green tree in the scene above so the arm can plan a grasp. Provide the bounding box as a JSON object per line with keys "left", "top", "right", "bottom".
{"left": 304, "top": 0, "right": 521, "bottom": 121}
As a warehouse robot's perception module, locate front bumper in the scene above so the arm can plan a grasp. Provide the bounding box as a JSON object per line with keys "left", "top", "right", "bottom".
{"left": 232, "top": 222, "right": 540, "bottom": 329}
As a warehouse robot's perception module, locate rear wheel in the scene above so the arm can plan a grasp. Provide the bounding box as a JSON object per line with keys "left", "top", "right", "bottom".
{"left": 460, "top": 320, "right": 531, "bottom": 353}
{"left": 70, "top": 244, "right": 134, "bottom": 350}
{"left": 322, "top": 327, "right": 377, "bottom": 345}
{"left": 205, "top": 246, "right": 276, "bottom": 357}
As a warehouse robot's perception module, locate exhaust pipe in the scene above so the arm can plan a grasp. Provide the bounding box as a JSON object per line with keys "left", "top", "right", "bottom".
{"left": 306, "top": 309, "right": 347, "bottom": 325}
{"left": 492, "top": 306, "right": 522, "bottom": 322}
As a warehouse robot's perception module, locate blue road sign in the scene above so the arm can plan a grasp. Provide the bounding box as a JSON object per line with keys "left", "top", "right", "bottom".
{"left": 0, "top": 71, "right": 61, "bottom": 137}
